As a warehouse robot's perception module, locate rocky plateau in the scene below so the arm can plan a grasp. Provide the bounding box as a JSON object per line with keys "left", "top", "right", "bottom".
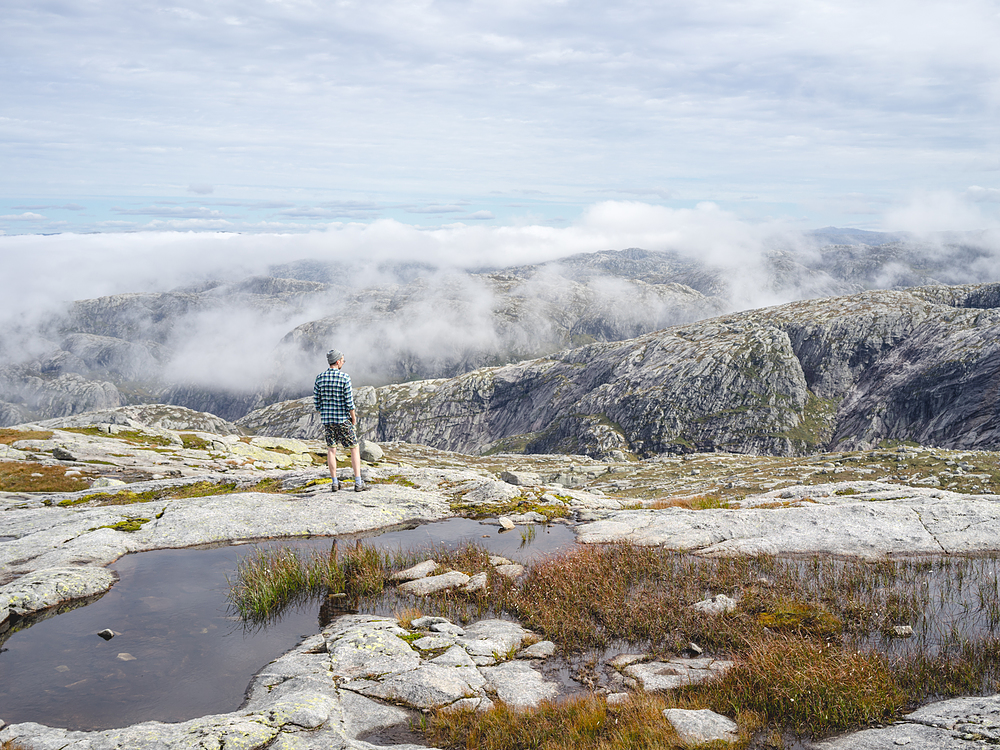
{"left": 3, "top": 404, "right": 1000, "bottom": 748}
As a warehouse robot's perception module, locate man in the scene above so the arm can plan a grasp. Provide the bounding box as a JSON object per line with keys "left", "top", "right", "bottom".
{"left": 314, "top": 349, "right": 369, "bottom": 492}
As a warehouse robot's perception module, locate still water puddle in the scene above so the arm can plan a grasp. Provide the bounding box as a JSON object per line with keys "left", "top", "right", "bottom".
{"left": 0, "top": 518, "right": 575, "bottom": 731}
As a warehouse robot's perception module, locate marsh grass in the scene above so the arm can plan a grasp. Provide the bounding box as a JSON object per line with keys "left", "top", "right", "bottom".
{"left": 227, "top": 541, "right": 388, "bottom": 624}
{"left": 425, "top": 694, "right": 711, "bottom": 750}
{"left": 229, "top": 539, "right": 1000, "bottom": 741}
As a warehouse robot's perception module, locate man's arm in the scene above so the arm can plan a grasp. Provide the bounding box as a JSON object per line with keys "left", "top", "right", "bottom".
{"left": 313, "top": 375, "right": 322, "bottom": 412}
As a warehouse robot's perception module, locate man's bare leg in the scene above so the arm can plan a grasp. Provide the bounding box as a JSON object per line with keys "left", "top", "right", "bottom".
{"left": 327, "top": 445, "right": 339, "bottom": 489}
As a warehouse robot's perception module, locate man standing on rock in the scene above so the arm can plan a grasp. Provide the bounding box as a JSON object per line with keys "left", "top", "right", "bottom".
{"left": 314, "top": 349, "right": 369, "bottom": 493}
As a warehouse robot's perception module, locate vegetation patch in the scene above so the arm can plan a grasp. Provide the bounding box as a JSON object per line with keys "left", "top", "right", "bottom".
{"left": 451, "top": 495, "right": 570, "bottom": 521}
{"left": 97, "top": 517, "right": 151, "bottom": 533}
{"left": 0, "top": 428, "right": 53, "bottom": 445}
{"left": 179, "top": 433, "right": 213, "bottom": 451}
{"left": 62, "top": 426, "right": 175, "bottom": 447}
{"left": 228, "top": 536, "right": 1000, "bottom": 743}
{"left": 59, "top": 478, "right": 288, "bottom": 507}
{"left": 0, "top": 462, "right": 95, "bottom": 493}
{"left": 371, "top": 474, "right": 419, "bottom": 488}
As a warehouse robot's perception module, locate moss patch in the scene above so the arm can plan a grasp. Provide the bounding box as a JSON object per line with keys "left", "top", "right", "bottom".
{"left": 62, "top": 427, "right": 175, "bottom": 447}
{"left": 98, "top": 517, "right": 151, "bottom": 533}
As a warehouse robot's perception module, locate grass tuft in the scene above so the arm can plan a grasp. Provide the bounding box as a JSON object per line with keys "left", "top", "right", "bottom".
{"left": 698, "top": 634, "right": 904, "bottom": 732}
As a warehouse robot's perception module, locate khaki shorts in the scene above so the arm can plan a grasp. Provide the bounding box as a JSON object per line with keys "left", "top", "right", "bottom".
{"left": 323, "top": 422, "right": 358, "bottom": 449}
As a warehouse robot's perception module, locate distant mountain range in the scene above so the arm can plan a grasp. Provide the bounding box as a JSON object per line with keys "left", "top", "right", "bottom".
{"left": 2, "top": 230, "right": 999, "bottom": 443}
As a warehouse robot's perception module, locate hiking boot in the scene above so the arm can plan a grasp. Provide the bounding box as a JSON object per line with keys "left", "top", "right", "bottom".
{"left": 330, "top": 478, "right": 340, "bottom": 492}
{"left": 354, "top": 480, "right": 371, "bottom": 492}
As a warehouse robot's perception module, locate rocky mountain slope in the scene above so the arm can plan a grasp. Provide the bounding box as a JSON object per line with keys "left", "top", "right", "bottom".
{"left": 4, "top": 234, "right": 996, "bottom": 428}
{"left": 240, "top": 283, "right": 1000, "bottom": 458}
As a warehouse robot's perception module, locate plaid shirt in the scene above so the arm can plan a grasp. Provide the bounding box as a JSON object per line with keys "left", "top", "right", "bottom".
{"left": 313, "top": 367, "right": 355, "bottom": 424}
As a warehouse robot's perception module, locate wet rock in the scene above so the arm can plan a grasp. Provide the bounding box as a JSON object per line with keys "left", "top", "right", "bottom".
{"left": 461, "top": 572, "right": 488, "bottom": 592}
{"left": 0, "top": 568, "right": 119, "bottom": 627}
{"left": 498, "top": 516, "right": 516, "bottom": 530}
{"left": 398, "top": 572, "right": 471, "bottom": 596}
{"left": 480, "top": 661, "right": 560, "bottom": 708}
{"left": 662, "top": 708, "right": 739, "bottom": 745}
{"left": 392, "top": 560, "right": 439, "bottom": 582}
{"left": 97, "top": 629, "right": 115, "bottom": 640}
{"left": 624, "top": 658, "right": 733, "bottom": 692}
{"left": 493, "top": 563, "right": 526, "bottom": 579}
{"left": 458, "top": 620, "right": 536, "bottom": 666}
{"left": 117, "top": 653, "right": 136, "bottom": 661}
{"left": 894, "top": 625, "right": 914, "bottom": 637}
{"left": 429, "top": 621, "right": 465, "bottom": 636}
{"left": 518, "top": 640, "right": 557, "bottom": 659}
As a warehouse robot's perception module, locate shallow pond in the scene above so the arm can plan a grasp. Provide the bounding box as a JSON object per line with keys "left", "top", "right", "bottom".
{"left": 0, "top": 518, "right": 575, "bottom": 730}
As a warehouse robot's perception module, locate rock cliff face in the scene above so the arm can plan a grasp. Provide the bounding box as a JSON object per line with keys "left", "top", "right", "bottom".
{"left": 240, "top": 283, "right": 1000, "bottom": 457}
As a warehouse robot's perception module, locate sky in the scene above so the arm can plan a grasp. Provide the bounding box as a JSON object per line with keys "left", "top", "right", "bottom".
{"left": 2, "top": 0, "right": 1000, "bottom": 238}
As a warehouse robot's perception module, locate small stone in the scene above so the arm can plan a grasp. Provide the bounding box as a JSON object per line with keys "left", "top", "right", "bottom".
{"left": 64, "top": 470, "right": 82, "bottom": 477}
{"left": 91, "top": 477, "right": 127, "bottom": 488}
{"left": 117, "top": 653, "right": 136, "bottom": 661}
{"left": 56, "top": 665, "right": 70, "bottom": 672}
{"left": 461, "top": 572, "right": 488, "bottom": 592}
{"left": 500, "top": 470, "right": 541, "bottom": 486}
{"left": 97, "top": 629, "right": 115, "bottom": 640}
{"left": 606, "top": 692, "right": 630, "bottom": 705}
{"left": 430, "top": 622, "right": 466, "bottom": 636}
{"left": 687, "top": 642, "right": 703, "bottom": 655}
{"left": 498, "top": 516, "right": 515, "bottom": 530}
{"left": 662, "top": 708, "right": 739, "bottom": 745}
{"left": 392, "top": 560, "right": 439, "bottom": 582}
{"left": 893, "top": 625, "right": 914, "bottom": 637}
{"left": 493, "top": 563, "right": 526, "bottom": 579}
{"left": 489, "top": 555, "right": 514, "bottom": 566}
{"left": 52, "top": 446, "right": 76, "bottom": 461}
{"left": 411, "top": 616, "right": 451, "bottom": 628}
{"left": 359, "top": 440, "right": 384, "bottom": 463}
{"left": 399, "top": 572, "right": 471, "bottom": 596}
{"left": 518, "top": 640, "right": 557, "bottom": 659}
{"left": 692, "top": 594, "right": 737, "bottom": 615}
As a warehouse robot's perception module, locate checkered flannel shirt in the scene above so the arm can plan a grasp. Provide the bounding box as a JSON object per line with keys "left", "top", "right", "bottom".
{"left": 313, "top": 367, "right": 355, "bottom": 424}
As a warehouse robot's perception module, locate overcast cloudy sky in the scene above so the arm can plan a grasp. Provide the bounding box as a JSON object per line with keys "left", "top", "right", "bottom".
{"left": 2, "top": 0, "right": 999, "bottom": 236}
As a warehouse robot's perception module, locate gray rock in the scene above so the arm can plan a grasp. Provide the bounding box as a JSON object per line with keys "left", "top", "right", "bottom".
{"left": 692, "top": 594, "right": 738, "bottom": 615}
{"left": 662, "top": 708, "right": 739, "bottom": 745}
{"left": 90, "top": 477, "right": 127, "bottom": 488}
{"left": 411, "top": 616, "right": 451, "bottom": 628}
{"left": 458, "top": 620, "right": 536, "bottom": 666}
{"left": 498, "top": 516, "right": 516, "bottom": 530}
{"left": 461, "top": 572, "right": 488, "bottom": 592}
{"left": 97, "top": 628, "right": 115, "bottom": 640}
{"left": 500, "top": 470, "right": 541, "bottom": 486}
{"left": 480, "top": 661, "right": 560, "bottom": 708}
{"left": 493, "top": 563, "right": 526, "bottom": 579}
{"left": 360, "top": 440, "right": 384, "bottom": 463}
{"left": 398, "top": 572, "right": 471, "bottom": 596}
{"left": 624, "top": 658, "right": 733, "bottom": 692}
{"left": 391, "top": 559, "right": 439, "bottom": 582}
{"left": 0, "top": 568, "right": 119, "bottom": 626}
{"left": 430, "top": 621, "right": 466, "bottom": 636}
{"left": 52, "top": 445, "right": 77, "bottom": 461}
{"left": 518, "top": 640, "right": 557, "bottom": 659}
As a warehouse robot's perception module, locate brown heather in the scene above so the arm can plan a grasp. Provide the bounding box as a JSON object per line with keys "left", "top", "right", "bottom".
{"left": 0, "top": 461, "right": 95, "bottom": 493}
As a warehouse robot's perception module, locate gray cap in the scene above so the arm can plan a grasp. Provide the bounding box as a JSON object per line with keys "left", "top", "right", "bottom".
{"left": 326, "top": 349, "right": 344, "bottom": 365}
